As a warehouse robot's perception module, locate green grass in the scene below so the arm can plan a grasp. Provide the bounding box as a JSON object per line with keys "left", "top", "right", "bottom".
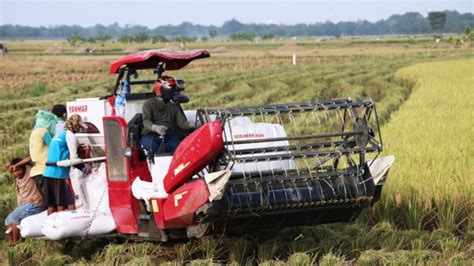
{"left": 1, "top": 222, "right": 473, "bottom": 264}
{"left": 28, "top": 82, "right": 49, "bottom": 97}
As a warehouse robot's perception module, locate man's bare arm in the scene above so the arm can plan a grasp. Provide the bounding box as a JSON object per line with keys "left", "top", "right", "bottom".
{"left": 4, "top": 156, "right": 31, "bottom": 171}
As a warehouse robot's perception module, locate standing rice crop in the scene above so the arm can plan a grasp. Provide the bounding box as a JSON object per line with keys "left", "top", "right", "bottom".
{"left": 372, "top": 59, "right": 474, "bottom": 234}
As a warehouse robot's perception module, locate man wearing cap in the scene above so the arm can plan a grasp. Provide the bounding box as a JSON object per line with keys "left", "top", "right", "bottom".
{"left": 43, "top": 114, "right": 88, "bottom": 215}
{"left": 140, "top": 76, "right": 193, "bottom": 155}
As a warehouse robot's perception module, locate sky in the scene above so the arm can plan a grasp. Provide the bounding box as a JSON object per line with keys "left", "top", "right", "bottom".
{"left": 0, "top": 0, "right": 472, "bottom": 27}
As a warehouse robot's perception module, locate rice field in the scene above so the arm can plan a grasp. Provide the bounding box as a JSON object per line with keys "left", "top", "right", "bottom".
{"left": 0, "top": 38, "right": 473, "bottom": 264}
{"left": 371, "top": 59, "right": 474, "bottom": 236}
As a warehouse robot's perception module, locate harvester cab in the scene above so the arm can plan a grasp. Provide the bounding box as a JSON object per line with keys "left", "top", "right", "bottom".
{"left": 61, "top": 49, "right": 395, "bottom": 241}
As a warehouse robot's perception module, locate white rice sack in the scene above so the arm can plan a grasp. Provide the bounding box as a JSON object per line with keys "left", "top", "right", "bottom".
{"left": 41, "top": 209, "right": 115, "bottom": 239}
{"left": 87, "top": 211, "right": 116, "bottom": 235}
{"left": 69, "top": 167, "right": 89, "bottom": 209}
{"left": 41, "top": 209, "right": 93, "bottom": 240}
{"left": 225, "top": 123, "right": 296, "bottom": 173}
{"left": 85, "top": 163, "right": 111, "bottom": 215}
{"left": 19, "top": 210, "right": 48, "bottom": 237}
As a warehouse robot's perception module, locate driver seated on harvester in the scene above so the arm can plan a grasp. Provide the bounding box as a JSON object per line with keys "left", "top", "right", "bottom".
{"left": 139, "top": 76, "right": 194, "bottom": 155}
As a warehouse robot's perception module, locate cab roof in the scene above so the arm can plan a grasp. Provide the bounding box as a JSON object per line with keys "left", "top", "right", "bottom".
{"left": 109, "top": 49, "right": 210, "bottom": 74}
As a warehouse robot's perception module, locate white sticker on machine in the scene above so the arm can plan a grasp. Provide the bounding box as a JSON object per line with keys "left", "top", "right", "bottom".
{"left": 174, "top": 161, "right": 190, "bottom": 176}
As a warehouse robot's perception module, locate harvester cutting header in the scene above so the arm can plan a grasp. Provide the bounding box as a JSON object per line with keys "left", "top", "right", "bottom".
{"left": 20, "top": 49, "right": 394, "bottom": 241}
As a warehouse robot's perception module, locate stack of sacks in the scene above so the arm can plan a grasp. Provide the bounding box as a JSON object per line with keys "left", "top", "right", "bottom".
{"left": 19, "top": 163, "right": 116, "bottom": 239}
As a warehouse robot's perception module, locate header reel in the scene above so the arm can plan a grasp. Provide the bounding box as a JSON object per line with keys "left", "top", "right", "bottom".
{"left": 196, "top": 98, "right": 385, "bottom": 232}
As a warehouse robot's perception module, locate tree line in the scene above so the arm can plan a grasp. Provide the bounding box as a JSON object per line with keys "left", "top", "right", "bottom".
{"left": 0, "top": 10, "right": 472, "bottom": 40}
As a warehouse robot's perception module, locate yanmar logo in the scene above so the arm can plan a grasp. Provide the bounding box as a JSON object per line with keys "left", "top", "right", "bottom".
{"left": 233, "top": 133, "right": 265, "bottom": 139}
{"left": 69, "top": 105, "right": 88, "bottom": 113}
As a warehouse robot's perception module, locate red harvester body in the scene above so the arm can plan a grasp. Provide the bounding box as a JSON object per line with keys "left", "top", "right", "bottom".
{"left": 64, "top": 49, "right": 394, "bottom": 241}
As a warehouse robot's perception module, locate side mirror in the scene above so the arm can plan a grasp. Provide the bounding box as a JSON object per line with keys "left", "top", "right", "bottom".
{"left": 173, "top": 94, "right": 189, "bottom": 104}
{"left": 175, "top": 79, "right": 186, "bottom": 92}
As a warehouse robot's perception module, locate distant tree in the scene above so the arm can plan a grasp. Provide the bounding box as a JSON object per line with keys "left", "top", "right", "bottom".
{"left": 407, "top": 36, "right": 416, "bottom": 45}
{"left": 1, "top": 11, "right": 473, "bottom": 39}
{"left": 428, "top": 11, "right": 447, "bottom": 32}
{"left": 465, "top": 26, "right": 474, "bottom": 41}
{"left": 442, "top": 11, "right": 474, "bottom": 33}
{"left": 132, "top": 32, "right": 150, "bottom": 42}
{"left": 385, "top": 12, "right": 430, "bottom": 34}
{"left": 172, "top": 35, "right": 197, "bottom": 43}
{"left": 118, "top": 35, "right": 131, "bottom": 43}
{"left": 151, "top": 35, "right": 168, "bottom": 43}
{"left": 446, "top": 36, "right": 455, "bottom": 44}
{"left": 84, "top": 35, "right": 110, "bottom": 43}
{"left": 208, "top": 26, "right": 218, "bottom": 38}
{"left": 338, "top": 21, "right": 357, "bottom": 36}
{"left": 465, "top": 26, "right": 472, "bottom": 36}
{"left": 468, "top": 32, "right": 474, "bottom": 41}
{"left": 98, "top": 35, "right": 111, "bottom": 42}
{"left": 222, "top": 19, "right": 245, "bottom": 34}
{"left": 261, "top": 33, "right": 275, "bottom": 40}
{"left": 229, "top": 32, "right": 256, "bottom": 41}
{"left": 66, "top": 35, "right": 84, "bottom": 46}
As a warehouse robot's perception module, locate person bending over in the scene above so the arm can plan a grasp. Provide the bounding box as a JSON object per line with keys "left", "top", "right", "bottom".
{"left": 43, "top": 114, "right": 89, "bottom": 215}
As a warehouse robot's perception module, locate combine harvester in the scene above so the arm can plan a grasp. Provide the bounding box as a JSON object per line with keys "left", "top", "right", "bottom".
{"left": 21, "top": 49, "right": 394, "bottom": 241}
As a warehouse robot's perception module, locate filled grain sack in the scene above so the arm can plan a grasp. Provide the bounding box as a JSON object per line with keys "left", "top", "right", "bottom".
{"left": 85, "top": 163, "right": 111, "bottom": 215}
{"left": 19, "top": 210, "right": 48, "bottom": 237}
{"left": 41, "top": 209, "right": 116, "bottom": 240}
{"left": 88, "top": 211, "right": 116, "bottom": 235}
{"left": 41, "top": 209, "right": 93, "bottom": 240}
{"left": 69, "top": 167, "right": 89, "bottom": 209}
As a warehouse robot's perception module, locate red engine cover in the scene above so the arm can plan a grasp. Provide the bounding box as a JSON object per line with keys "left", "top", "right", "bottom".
{"left": 163, "top": 179, "right": 210, "bottom": 228}
{"left": 163, "top": 121, "right": 223, "bottom": 193}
